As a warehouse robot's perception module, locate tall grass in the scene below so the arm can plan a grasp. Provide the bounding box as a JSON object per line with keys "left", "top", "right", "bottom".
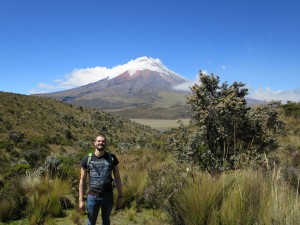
{"left": 120, "top": 170, "right": 148, "bottom": 208}
{"left": 19, "top": 174, "right": 75, "bottom": 225}
{"left": 116, "top": 149, "right": 187, "bottom": 210}
{"left": 166, "top": 168, "right": 300, "bottom": 225}
{"left": 0, "top": 198, "right": 16, "bottom": 222}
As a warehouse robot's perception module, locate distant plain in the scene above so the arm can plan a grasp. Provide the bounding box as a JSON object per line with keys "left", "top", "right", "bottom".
{"left": 130, "top": 118, "right": 190, "bottom": 131}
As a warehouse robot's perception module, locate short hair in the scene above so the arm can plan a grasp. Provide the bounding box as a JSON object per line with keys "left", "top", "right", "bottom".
{"left": 94, "top": 134, "right": 106, "bottom": 142}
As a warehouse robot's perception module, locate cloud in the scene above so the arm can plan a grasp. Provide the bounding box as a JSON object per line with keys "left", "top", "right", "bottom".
{"left": 58, "top": 67, "right": 110, "bottom": 88}
{"left": 173, "top": 81, "right": 194, "bottom": 91}
{"left": 174, "top": 78, "right": 300, "bottom": 104}
{"left": 31, "top": 66, "right": 112, "bottom": 94}
{"left": 248, "top": 87, "right": 300, "bottom": 103}
{"left": 28, "top": 89, "right": 48, "bottom": 95}
{"left": 31, "top": 63, "right": 300, "bottom": 104}
{"left": 38, "top": 83, "right": 60, "bottom": 89}
{"left": 173, "top": 74, "right": 201, "bottom": 91}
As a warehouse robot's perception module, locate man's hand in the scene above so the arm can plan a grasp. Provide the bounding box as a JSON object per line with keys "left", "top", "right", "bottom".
{"left": 79, "top": 200, "right": 86, "bottom": 211}
{"left": 116, "top": 196, "right": 123, "bottom": 210}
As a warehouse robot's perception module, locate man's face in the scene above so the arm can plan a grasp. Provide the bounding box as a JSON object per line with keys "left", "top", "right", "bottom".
{"left": 94, "top": 136, "right": 106, "bottom": 151}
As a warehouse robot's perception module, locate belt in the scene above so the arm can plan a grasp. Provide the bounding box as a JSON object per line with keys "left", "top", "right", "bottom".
{"left": 88, "top": 191, "right": 104, "bottom": 197}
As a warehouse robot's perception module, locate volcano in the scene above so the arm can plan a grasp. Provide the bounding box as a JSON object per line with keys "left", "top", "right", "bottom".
{"left": 38, "top": 57, "right": 191, "bottom": 119}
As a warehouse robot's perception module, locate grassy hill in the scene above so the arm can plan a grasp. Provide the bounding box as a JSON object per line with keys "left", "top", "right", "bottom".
{"left": 0, "top": 91, "right": 160, "bottom": 188}
{"left": 2, "top": 91, "right": 300, "bottom": 224}
{"left": 0, "top": 91, "right": 158, "bottom": 138}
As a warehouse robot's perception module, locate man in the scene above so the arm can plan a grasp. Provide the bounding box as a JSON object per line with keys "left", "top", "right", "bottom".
{"left": 79, "top": 135, "right": 123, "bottom": 225}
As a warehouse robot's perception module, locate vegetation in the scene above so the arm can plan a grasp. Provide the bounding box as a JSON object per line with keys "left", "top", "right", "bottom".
{"left": 0, "top": 91, "right": 160, "bottom": 223}
{"left": 172, "top": 72, "right": 285, "bottom": 172}
{"left": 1, "top": 69, "right": 300, "bottom": 225}
{"left": 167, "top": 168, "right": 300, "bottom": 225}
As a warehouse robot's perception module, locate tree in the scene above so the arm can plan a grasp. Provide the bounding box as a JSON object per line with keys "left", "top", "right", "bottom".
{"left": 183, "top": 71, "right": 284, "bottom": 172}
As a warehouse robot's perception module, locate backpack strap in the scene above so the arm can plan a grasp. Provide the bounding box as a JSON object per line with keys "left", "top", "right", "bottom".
{"left": 87, "top": 152, "right": 92, "bottom": 172}
{"left": 107, "top": 152, "right": 114, "bottom": 166}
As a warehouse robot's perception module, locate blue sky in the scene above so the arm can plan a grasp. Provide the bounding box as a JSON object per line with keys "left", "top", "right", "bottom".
{"left": 1, "top": 0, "right": 300, "bottom": 102}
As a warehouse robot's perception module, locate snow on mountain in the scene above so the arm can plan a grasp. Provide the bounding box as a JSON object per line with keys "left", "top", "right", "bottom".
{"left": 51, "top": 56, "right": 188, "bottom": 90}
{"left": 106, "top": 56, "right": 185, "bottom": 80}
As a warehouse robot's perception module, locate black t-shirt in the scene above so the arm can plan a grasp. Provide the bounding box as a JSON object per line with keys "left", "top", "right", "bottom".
{"left": 81, "top": 152, "right": 119, "bottom": 194}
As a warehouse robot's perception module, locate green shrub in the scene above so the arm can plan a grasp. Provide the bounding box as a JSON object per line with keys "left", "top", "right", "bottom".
{"left": 185, "top": 72, "right": 285, "bottom": 172}
{"left": 0, "top": 140, "right": 13, "bottom": 150}
{"left": 23, "top": 147, "right": 49, "bottom": 168}
{"left": 8, "top": 130, "right": 25, "bottom": 146}
{"left": 57, "top": 155, "right": 80, "bottom": 180}
{"left": 4, "top": 163, "right": 31, "bottom": 179}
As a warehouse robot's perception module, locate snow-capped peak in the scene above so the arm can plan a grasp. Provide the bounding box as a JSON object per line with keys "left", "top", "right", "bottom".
{"left": 107, "top": 56, "right": 183, "bottom": 79}
{"left": 53, "top": 57, "right": 187, "bottom": 90}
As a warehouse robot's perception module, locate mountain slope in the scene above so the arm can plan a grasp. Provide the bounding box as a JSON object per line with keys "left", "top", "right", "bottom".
{"left": 38, "top": 57, "right": 191, "bottom": 119}
{"left": 0, "top": 91, "right": 158, "bottom": 142}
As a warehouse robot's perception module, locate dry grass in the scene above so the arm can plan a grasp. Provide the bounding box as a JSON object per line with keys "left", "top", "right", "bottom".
{"left": 166, "top": 168, "right": 300, "bottom": 225}
{"left": 0, "top": 199, "right": 16, "bottom": 223}
{"left": 18, "top": 175, "right": 75, "bottom": 225}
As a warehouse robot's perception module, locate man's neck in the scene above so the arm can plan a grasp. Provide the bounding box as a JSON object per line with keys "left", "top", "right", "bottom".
{"left": 94, "top": 149, "right": 105, "bottom": 157}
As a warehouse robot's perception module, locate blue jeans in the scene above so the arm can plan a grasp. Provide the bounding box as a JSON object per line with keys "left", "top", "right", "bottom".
{"left": 86, "top": 191, "right": 113, "bottom": 225}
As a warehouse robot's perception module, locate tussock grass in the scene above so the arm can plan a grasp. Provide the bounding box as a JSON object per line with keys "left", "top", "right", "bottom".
{"left": 116, "top": 149, "right": 187, "bottom": 210}
{"left": 120, "top": 170, "right": 148, "bottom": 208}
{"left": 18, "top": 174, "right": 75, "bottom": 225}
{"left": 219, "top": 170, "right": 265, "bottom": 224}
{"left": 167, "top": 168, "right": 300, "bottom": 225}
{"left": 70, "top": 208, "right": 83, "bottom": 225}
{"left": 0, "top": 198, "right": 16, "bottom": 222}
{"left": 125, "top": 202, "right": 137, "bottom": 221}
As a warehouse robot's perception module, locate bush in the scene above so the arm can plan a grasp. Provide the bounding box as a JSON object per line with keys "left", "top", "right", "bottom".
{"left": 4, "top": 163, "right": 31, "bottom": 179}
{"left": 8, "top": 130, "right": 25, "bottom": 146}
{"left": 0, "top": 140, "right": 13, "bottom": 150}
{"left": 57, "top": 155, "right": 79, "bottom": 180}
{"left": 182, "top": 72, "right": 285, "bottom": 172}
{"left": 23, "top": 147, "right": 49, "bottom": 168}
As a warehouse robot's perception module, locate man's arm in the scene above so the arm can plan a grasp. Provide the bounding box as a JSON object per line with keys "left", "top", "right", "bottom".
{"left": 113, "top": 165, "right": 123, "bottom": 209}
{"left": 79, "top": 167, "right": 87, "bottom": 210}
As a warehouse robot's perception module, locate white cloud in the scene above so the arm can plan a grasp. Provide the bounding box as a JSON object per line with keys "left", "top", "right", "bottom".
{"left": 173, "top": 74, "right": 201, "bottom": 91}
{"left": 32, "top": 56, "right": 175, "bottom": 94}
{"left": 38, "top": 83, "right": 60, "bottom": 89}
{"left": 174, "top": 79, "right": 300, "bottom": 103}
{"left": 28, "top": 89, "right": 48, "bottom": 94}
{"left": 173, "top": 81, "right": 193, "bottom": 91}
{"left": 201, "top": 70, "right": 208, "bottom": 75}
{"left": 248, "top": 87, "right": 300, "bottom": 103}
{"left": 31, "top": 66, "right": 112, "bottom": 94}
{"left": 58, "top": 67, "right": 110, "bottom": 88}
{"left": 31, "top": 62, "right": 300, "bottom": 104}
